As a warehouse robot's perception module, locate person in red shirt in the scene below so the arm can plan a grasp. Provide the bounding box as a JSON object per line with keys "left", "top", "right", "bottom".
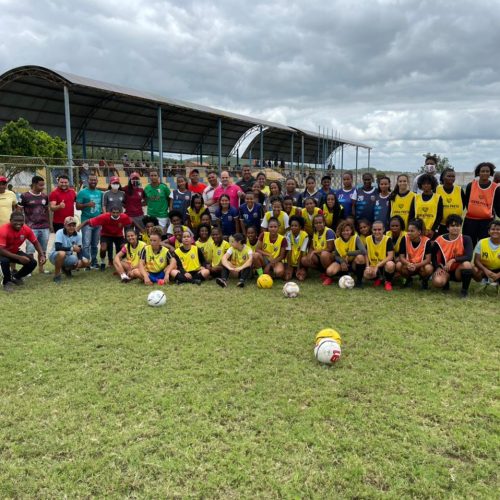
{"left": 49, "top": 174, "right": 76, "bottom": 232}
{"left": 0, "top": 212, "right": 46, "bottom": 292}
{"left": 188, "top": 169, "right": 207, "bottom": 195}
{"left": 123, "top": 172, "right": 146, "bottom": 230}
{"left": 78, "top": 208, "right": 133, "bottom": 271}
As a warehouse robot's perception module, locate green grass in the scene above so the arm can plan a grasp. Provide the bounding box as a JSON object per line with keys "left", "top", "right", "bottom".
{"left": 1, "top": 271, "right": 499, "bottom": 498}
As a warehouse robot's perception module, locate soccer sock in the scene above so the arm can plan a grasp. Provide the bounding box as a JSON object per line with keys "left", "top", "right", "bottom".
{"left": 384, "top": 270, "right": 394, "bottom": 283}
{"left": 461, "top": 269, "right": 472, "bottom": 292}
{"left": 355, "top": 264, "right": 365, "bottom": 285}
{"left": 120, "top": 273, "right": 128, "bottom": 280}
{"left": 256, "top": 267, "right": 264, "bottom": 276}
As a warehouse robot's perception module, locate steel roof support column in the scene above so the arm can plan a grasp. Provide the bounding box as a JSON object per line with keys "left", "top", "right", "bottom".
{"left": 355, "top": 146, "right": 359, "bottom": 186}
{"left": 340, "top": 145, "right": 344, "bottom": 189}
{"left": 259, "top": 125, "right": 264, "bottom": 168}
{"left": 63, "top": 85, "right": 74, "bottom": 185}
{"left": 217, "top": 118, "right": 222, "bottom": 175}
{"left": 157, "top": 106, "right": 163, "bottom": 182}
{"left": 367, "top": 148, "right": 371, "bottom": 172}
{"left": 82, "top": 128, "right": 87, "bottom": 160}
{"left": 301, "top": 135, "right": 305, "bottom": 177}
{"left": 290, "top": 133, "right": 294, "bottom": 175}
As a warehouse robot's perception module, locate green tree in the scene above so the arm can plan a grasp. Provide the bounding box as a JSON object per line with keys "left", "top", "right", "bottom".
{"left": 419, "top": 153, "right": 453, "bottom": 174}
{"left": 0, "top": 118, "right": 66, "bottom": 180}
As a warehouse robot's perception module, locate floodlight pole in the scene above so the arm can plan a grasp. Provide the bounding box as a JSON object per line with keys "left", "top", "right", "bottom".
{"left": 259, "top": 125, "right": 264, "bottom": 168}
{"left": 157, "top": 106, "right": 163, "bottom": 182}
{"left": 217, "top": 118, "right": 222, "bottom": 175}
{"left": 355, "top": 146, "right": 359, "bottom": 185}
{"left": 340, "top": 144, "right": 344, "bottom": 188}
{"left": 63, "top": 85, "right": 74, "bottom": 185}
{"left": 367, "top": 148, "right": 371, "bottom": 172}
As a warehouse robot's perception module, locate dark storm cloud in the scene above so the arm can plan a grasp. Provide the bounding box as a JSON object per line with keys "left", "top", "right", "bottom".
{"left": 0, "top": 0, "right": 499, "bottom": 170}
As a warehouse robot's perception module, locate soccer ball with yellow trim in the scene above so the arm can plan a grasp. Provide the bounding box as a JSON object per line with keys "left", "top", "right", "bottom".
{"left": 257, "top": 274, "right": 274, "bottom": 289}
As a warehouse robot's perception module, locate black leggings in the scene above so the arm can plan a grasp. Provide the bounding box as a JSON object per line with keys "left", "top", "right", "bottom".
{"left": 1, "top": 251, "right": 37, "bottom": 285}
{"left": 221, "top": 267, "right": 252, "bottom": 282}
{"left": 462, "top": 217, "right": 492, "bottom": 247}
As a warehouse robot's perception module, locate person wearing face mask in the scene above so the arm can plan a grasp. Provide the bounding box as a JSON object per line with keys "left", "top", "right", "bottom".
{"left": 412, "top": 156, "right": 441, "bottom": 194}
{"left": 123, "top": 172, "right": 145, "bottom": 231}
{"left": 77, "top": 207, "right": 133, "bottom": 271}
{"left": 103, "top": 176, "right": 125, "bottom": 213}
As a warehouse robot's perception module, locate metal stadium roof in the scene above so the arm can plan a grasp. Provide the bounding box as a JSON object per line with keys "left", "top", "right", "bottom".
{"left": 0, "top": 65, "right": 370, "bottom": 163}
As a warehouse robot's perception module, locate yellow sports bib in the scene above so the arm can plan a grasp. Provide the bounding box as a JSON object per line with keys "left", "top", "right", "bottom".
{"left": 229, "top": 245, "right": 252, "bottom": 267}
{"left": 175, "top": 246, "right": 202, "bottom": 272}
{"left": 366, "top": 235, "right": 389, "bottom": 266}
{"left": 322, "top": 204, "right": 335, "bottom": 228}
{"left": 126, "top": 240, "right": 146, "bottom": 267}
{"left": 144, "top": 245, "right": 170, "bottom": 273}
{"left": 478, "top": 238, "right": 500, "bottom": 270}
{"left": 264, "top": 211, "right": 288, "bottom": 235}
{"left": 287, "top": 229, "right": 308, "bottom": 267}
{"left": 436, "top": 185, "right": 463, "bottom": 225}
{"left": 187, "top": 207, "right": 203, "bottom": 230}
{"left": 391, "top": 192, "right": 416, "bottom": 228}
{"left": 196, "top": 237, "right": 213, "bottom": 262}
{"left": 334, "top": 235, "right": 357, "bottom": 260}
{"left": 263, "top": 232, "right": 284, "bottom": 259}
{"left": 211, "top": 240, "right": 231, "bottom": 266}
{"left": 415, "top": 193, "right": 440, "bottom": 231}
{"left": 312, "top": 229, "right": 330, "bottom": 251}
{"left": 386, "top": 230, "right": 406, "bottom": 253}
{"left": 303, "top": 207, "right": 321, "bottom": 236}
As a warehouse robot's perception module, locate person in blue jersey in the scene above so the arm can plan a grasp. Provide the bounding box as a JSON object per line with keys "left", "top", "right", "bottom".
{"left": 169, "top": 175, "right": 192, "bottom": 223}
{"left": 373, "top": 176, "right": 391, "bottom": 227}
{"left": 355, "top": 172, "right": 378, "bottom": 223}
{"left": 215, "top": 194, "right": 240, "bottom": 238}
{"left": 336, "top": 171, "right": 357, "bottom": 217}
{"left": 239, "top": 190, "right": 263, "bottom": 235}
{"left": 315, "top": 175, "right": 336, "bottom": 207}
{"left": 284, "top": 177, "right": 300, "bottom": 205}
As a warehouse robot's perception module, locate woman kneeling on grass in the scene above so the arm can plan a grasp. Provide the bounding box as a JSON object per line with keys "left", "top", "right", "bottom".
{"left": 256, "top": 217, "right": 286, "bottom": 279}
{"left": 328, "top": 220, "right": 366, "bottom": 287}
{"left": 363, "top": 220, "right": 395, "bottom": 291}
{"left": 216, "top": 233, "right": 254, "bottom": 288}
{"left": 472, "top": 219, "right": 500, "bottom": 287}
{"left": 396, "top": 218, "right": 433, "bottom": 289}
{"left": 113, "top": 228, "right": 146, "bottom": 283}
{"left": 284, "top": 215, "right": 309, "bottom": 282}
{"left": 172, "top": 231, "right": 210, "bottom": 285}
{"left": 431, "top": 215, "right": 473, "bottom": 298}
{"left": 130, "top": 226, "right": 176, "bottom": 285}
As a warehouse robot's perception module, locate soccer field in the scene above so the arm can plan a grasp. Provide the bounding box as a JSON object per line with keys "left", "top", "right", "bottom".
{"left": 1, "top": 272, "right": 498, "bottom": 498}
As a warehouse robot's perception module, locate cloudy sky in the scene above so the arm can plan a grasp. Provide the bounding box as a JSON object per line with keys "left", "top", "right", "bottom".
{"left": 1, "top": 0, "right": 499, "bottom": 171}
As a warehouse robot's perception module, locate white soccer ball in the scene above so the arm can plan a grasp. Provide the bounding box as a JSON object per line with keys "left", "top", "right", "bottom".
{"left": 338, "top": 275, "right": 355, "bottom": 289}
{"left": 147, "top": 290, "right": 166, "bottom": 307}
{"left": 314, "top": 338, "right": 342, "bottom": 365}
{"left": 283, "top": 281, "right": 300, "bottom": 298}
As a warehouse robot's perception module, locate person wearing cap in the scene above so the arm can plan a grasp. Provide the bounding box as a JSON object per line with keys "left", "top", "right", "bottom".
{"left": 187, "top": 169, "right": 207, "bottom": 195}
{"left": 49, "top": 174, "right": 77, "bottom": 232}
{"left": 123, "top": 172, "right": 145, "bottom": 231}
{"left": 0, "top": 175, "right": 19, "bottom": 226}
{"left": 49, "top": 216, "right": 89, "bottom": 283}
{"left": 77, "top": 207, "right": 133, "bottom": 271}
{"left": 103, "top": 176, "right": 125, "bottom": 213}
{"left": 412, "top": 156, "right": 441, "bottom": 194}
{"left": 76, "top": 174, "right": 103, "bottom": 269}
{"left": 0, "top": 212, "right": 45, "bottom": 292}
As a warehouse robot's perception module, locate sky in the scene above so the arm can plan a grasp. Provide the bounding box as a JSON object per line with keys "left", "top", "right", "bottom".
{"left": 1, "top": 0, "right": 499, "bottom": 172}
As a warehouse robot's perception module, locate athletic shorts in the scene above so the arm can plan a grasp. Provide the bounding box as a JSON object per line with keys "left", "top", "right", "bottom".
{"left": 148, "top": 271, "right": 165, "bottom": 283}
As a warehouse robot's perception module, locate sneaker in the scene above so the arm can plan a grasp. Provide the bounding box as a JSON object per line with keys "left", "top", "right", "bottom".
{"left": 421, "top": 279, "right": 429, "bottom": 290}
{"left": 322, "top": 277, "right": 333, "bottom": 286}
{"left": 100, "top": 263, "right": 106, "bottom": 272}
{"left": 11, "top": 276, "right": 24, "bottom": 286}
{"left": 236, "top": 280, "right": 245, "bottom": 288}
{"left": 193, "top": 279, "right": 202, "bottom": 286}
{"left": 63, "top": 268, "right": 72, "bottom": 278}
{"left": 157, "top": 279, "right": 165, "bottom": 286}
{"left": 320, "top": 273, "right": 327, "bottom": 281}
{"left": 216, "top": 277, "right": 227, "bottom": 288}
{"left": 53, "top": 275, "right": 62, "bottom": 284}
{"left": 91, "top": 264, "right": 100, "bottom": 270}
{"left": 384, "top": 281, "right": 393, "bottom": 291}
{"left": 121, "top": 275, "right": 131, "bottom": 283}
{"left": 3, "top": 282, "right": 16, "bottom": 293}
{"left": 373, "top": 278, "right": 383, "bottom": 287}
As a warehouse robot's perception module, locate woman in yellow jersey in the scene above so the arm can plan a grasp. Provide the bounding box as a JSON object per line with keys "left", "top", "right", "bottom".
{"left": 139, "top": 215, "right": 159, "bottom": 245}
{"left": 171, "top": 231, "right": 210, "bottom": 284}
{"left": 245, "top": 225, "right": 259, "bottom": 253}
{"left": 195, "top": 223, "right": 213, "bottom": 263}
{"left": 113, "top": 228, "right": 147, "bottom": 282}
{"left": 436, "top": 168, "right": 465, "bottom": 235}
{"left": 208, "top": 226, "right": 231, "bottom": 278}
{"left": 395, "top": 218, "right": 433, "bottom": 289}
{"left": 131, "top": 226, "right": 176, "bottom": 285}
{"left": 389, "top": 174, "right": 416, "bottom": 230}
{"left": 164, "top": 225, "right": 193, "bottom": 252}
{"left": 357, "top": 219, "right": 372, "bottom": 247}
{"left": 261, "top": 197, "right": 289, "bottom": 235}
{"left": 186, "top": 194, "right": 210, "bottom": 237}
{"left": 322, "top": 193, "right": 344, "bottom": 231}
{"left": 328, "top": 220, "right": 366, "bottom": 287}
{"left": 363, "top": 221, "right": 395, "bottom": 291}
{"left": 301, "top": 214, "right": 335, "bottom": 285}
{"left": 283, "top": 196, "right": 302, "bottom": 220}
{"left": 473, "top": 219, "right": 500, "bottom": 285}
{"left": 256, "top": 217, "right": 286, "bottom": 279}
{"left": 387, "top": 215, "right": 406, "bottom": 259}
{"left": 415, "top": 173, "right": 443, "bottom": 239}
{"left": 302, "top": 197, "right": 323, "bottom": 236}
{"left": 285, "top": 215, "right": 309, "bottom": 281}
{"left": 165, "top": 210, "right": 193, "bottom": 237}
{"left": 431, "top": 215, "right": 473, "bottom": 297}
{"left": 216, "top": 233, "right": 254, "bottom": 288}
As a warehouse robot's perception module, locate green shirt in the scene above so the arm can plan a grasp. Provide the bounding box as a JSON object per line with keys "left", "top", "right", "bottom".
{"left": 76, "top": 187, "right": 103, "bottom": 222}
{"left": 144, "top": 183, "right": 171, "bottom": 218}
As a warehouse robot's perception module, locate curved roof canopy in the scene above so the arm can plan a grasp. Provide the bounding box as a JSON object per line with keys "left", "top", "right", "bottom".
{"left": 0, "top": 65, "right": 370, "bottom": 162}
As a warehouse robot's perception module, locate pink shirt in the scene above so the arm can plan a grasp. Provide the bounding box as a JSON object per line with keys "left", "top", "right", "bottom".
{"left": 213, "top": 184, "right": 244, "bottom": 209}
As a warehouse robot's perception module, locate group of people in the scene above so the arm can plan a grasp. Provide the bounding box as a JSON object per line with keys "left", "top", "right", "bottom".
{"left": 0, "top": 159, "right": 499, "bottom": 297}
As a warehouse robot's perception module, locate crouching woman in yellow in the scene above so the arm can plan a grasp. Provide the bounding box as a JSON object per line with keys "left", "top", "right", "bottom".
{"left": 113, "top": 227, "right": 147, "bottom": 282}
{"left": 216, "top": 233, "right": 254, "bottom": 288}
{"left": 171, "top": 230, "right": 211, "bottom": 285}
{"left": 363, "top": 220, "right": 395, "bottom": 291}
{"left": 473, "top": 219, "right": 500, "bottom": 286}
{"left": 129, "top": 226, "right": 177, "bottom": 285}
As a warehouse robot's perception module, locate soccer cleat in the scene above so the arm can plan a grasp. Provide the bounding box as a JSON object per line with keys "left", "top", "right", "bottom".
{"left": 157, "top": 279, "right": 165, "bottom": 286}
{"left": 63, "top": 268, "right": 72, "bottom": 278}
{"left": 193, "top": 279, "right": 202, "bottom": 286}
{"left": 322, "top": 277, "right": 333, "bottom": 286}
{"left": 236, "top": 280, "right": 245, "bottom": 288}
{"left": 11, "top": 276, "right": 24, "bottom": 286}
{"left": 384, "top": 281, "right": 393, "bottom": 291}
{"left": 373, "top": 278, "right": 383, "bottom": 287}
{"left": 216, "top": 277, "right": 227, "bottom": 288}
{"left": 99, "top": 263, "right": 106, "bottom": 272}
{"left": 460, "top": 289, "right": 468, "bottom": 299}
{"left": 53, "top": 275, "right": 62, "bottom": 284}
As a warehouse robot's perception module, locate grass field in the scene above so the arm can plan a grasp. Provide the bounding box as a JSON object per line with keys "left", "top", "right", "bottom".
{"left": 1, "top": 270, "right": 498, "bottom": 498}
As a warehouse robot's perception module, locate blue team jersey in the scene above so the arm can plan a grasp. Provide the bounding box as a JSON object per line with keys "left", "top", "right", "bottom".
{"left": 336, "top": 188, "right": 357, "bottom": 217}
{"left": 216, "top": 207, "right": 239, "bottom": 236}
{"left": 373, "top": 193, "right": 390, "bottom": 226}
{"left": 239, "top": 202, "right": 262, "bottom": 231}
{"left": 355, "top": 187, "right": 377, "bottom": 222}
